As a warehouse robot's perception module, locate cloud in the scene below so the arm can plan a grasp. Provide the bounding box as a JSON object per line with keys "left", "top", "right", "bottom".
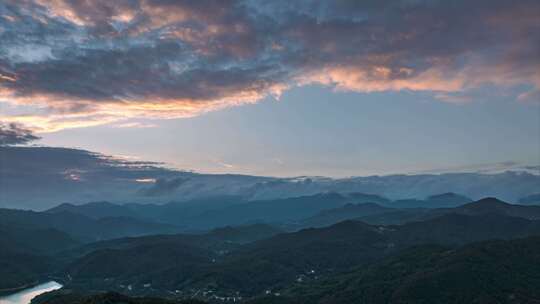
{"left": 434, "top": 93, "right": 473, "bottom": 104}
{"left": 0, "top": 0, "right": 538, "bottom": 131}
{"left": 0, "top": 122, "right": 40, "bottom": 145}
{"left": 111, "top": 121, "right": 158, "bottom": 128}
{"left": 1, "top": 145, "right": 539, "bottom": 209}
{"left": 0, "top": 145, "right": 182, "bottom": 208}
{"left": 138, "top": 177, "right": 189, "bottom": 196}
{"left": 417, "top": 161, "right": 540, "bottom": 175}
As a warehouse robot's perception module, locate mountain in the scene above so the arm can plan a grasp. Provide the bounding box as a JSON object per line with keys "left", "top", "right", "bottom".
{"left": 344, "top": 192, "right": 391, "bottom": 205}
{"left": 0, "top": 225, "right": 65, "bottom": 291}
{"left": 177, "top": 192, "right": 353, "bottom": 229}
{"left": 44, "top": 196, "right": 248, "bottom": 229}
{"left": 0, "top": 210, "right": 179, "bottom": 290}
{"left": 65, "top": 243, "right": 212, "bottom": 290}
{"left": 390, "top": 192, "right": 472, "bottom": 208}
{"left": 355, "top": 197, "right": 540, "bottom": 225}
{"left": 293, "top": 203, "right": 394, "bottom": 229}
{"left": 0, "top": 224, "right": 78, "bottom": 255}
{"left": 34, "top": 238, "right": 540, "bottom": 304}
{"left": 239, "top": 213, "right": 540, "bottom": 277}
{"left": 390, "top": 213, "right": 540, "bottom": 245}
{"left": 37, "top": 196, "right": 540, "bottom": 238}
{"left": 62, "top": 210, "right": 540, "bottom": 297}
{"left": 0, "top": 250, "right": 53, "bottom": 291}
{"left": 44, "top": 193, "right": 387, "bottom": 230}
{"left": 60, "top": 220, "right": 385, "bottom": 294}
{"left": 207, "top": 224, "right": 284, "bottom": 244}
{"left": 125, "top": 196, "right": 247, "bottom": 225}
{"left": 187, "top": 196, "right": 540, "bottom": 230}
{"left": 354, "top": 209, "right": 429, "bottom": 225}
{"left": 46, "top": 202, "right": 141, "bottom": 219}
{"left": 0, "top": 208, "right": 181, "bottom": 242}
{"left": 61, "top": 224, "right": 283, "bottom": 292}
{"left": 250, "top": 237, "right": 540, "bottom": 304}
{"left": 0, "top": 221, "right": 280, "bottom": 292}
{"left": 448, "top": 197, "right": 540, "bottom": 219}
{"left": 71, "top": 220, "right": 390, "bottom": 296}
{"left": 519, "top": 193, "right": 540, "bottom": 205}
{"left": 425, "top": 192, "right": 473, "bottom": 206}
{"left": 61, "top": 223, "right": 283, "bottom": 260}
{"left": 0, "top": 224, "right": 77, "bottom": 291}
{"left": 4, "top": 196, "right": 539, "bottom": 299}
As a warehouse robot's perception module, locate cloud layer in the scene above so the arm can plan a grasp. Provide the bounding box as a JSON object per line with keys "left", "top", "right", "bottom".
{"left": 1, "top": 146, "right": 539, "bottom": 210}
{"left": 0, "top": 123, "right": 40, "bottom": 145}
{"left": 0, "top": 0, "right": 539, "bottom": 131}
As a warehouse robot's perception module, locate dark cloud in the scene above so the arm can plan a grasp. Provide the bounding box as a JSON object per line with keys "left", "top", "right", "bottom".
{"left": 0, "top": 145, "right": 182, "bottom": 209}
{"left": 1, "top": 146, "right": 538, "bottom": 210}
{"left": 0, "top": 0, "right": 538, "bottom": 131}
{"left": 0, "top": 145, "right": 272, "bottom": 209}
{"left": 0, "top": 123, "right": 40, "bottom": 145}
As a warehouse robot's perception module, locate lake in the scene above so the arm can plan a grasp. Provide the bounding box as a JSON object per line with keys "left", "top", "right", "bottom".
{"left": 0, "top": 282, "right": 62, "bottom": 304}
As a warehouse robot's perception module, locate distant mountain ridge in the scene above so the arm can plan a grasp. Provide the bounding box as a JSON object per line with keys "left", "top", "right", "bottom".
{"left": 435, "top": 197, "right": 540, "bottom": 220}
{"left": 352, "top": 197, "right": 540, "bottom": 226}
{"left": 46, "top": 202, "right": 142, "bottom": 219}
{"left": 392, "top": 192, "right": 472, "bottom": 208}
{"left": 294, "top": 203, "right": 394, "bottom": 229}
{"left": 42, "top": 192, "right": 474, "bottom": 231}
{"left": 36, "top": 195, "right": 540, "bottom": 236}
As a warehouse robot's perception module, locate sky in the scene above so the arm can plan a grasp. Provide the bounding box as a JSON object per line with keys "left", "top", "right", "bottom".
{"left": 0, "top": 0, "right": 539, "bottom": 177}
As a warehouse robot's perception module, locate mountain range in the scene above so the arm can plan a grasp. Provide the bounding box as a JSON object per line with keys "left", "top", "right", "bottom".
{"left": 42, "top": 199, "right": 540, "bottom": 298}
{"left": 3, "top": 196, "right": 540, "bottom": 303}
{"left": 42, "top": 193, "right": 540, "bottom": 231}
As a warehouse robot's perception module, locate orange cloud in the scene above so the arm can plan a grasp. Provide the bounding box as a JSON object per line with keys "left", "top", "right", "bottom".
{"left": 0, "top": 74, "right": 17, "bottom": 82}
{"left": 298, "top": 66, "right": 465, "bottom": 93}
{"left": 1, "top": 0, "right": 538, "bottom": 133}
{"left": 0, "top": 82, "right": 287, "bottom": 132}
{"left": 297, "top": 58, "right": 540, "bottom": 104}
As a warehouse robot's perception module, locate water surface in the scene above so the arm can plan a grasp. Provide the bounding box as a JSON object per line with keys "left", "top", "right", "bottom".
{"left": 0, "top": 282, "right": 62, "bottom": 304}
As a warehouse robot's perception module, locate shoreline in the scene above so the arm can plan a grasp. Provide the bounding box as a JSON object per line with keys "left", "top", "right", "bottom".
{"left": 0, "top": 281, "right": 40, "bottom": 297}
{"left": 0, "top": 280, "right": 63, "bottom": 298}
